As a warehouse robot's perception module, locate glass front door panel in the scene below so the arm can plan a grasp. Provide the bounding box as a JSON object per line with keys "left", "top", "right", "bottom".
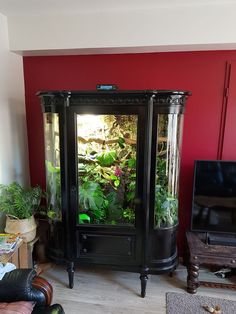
{"left": 77, "top": 114, "right": 138, "bottom": 226}
{"left": 155, "top": 114, "right": 183, "bottom": 229}
{"left": 43, "top": 113, "right": 61, "bottom": 220}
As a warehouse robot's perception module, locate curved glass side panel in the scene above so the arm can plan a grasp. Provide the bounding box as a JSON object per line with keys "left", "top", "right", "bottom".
{"left": 155, "top": 114, "right": 183, "bottom": 229}
{"left": 77, "top": 114, "right": 137, "bottom": 226}
{"left": 43, "top": 113, "right": 61, "bottom": 220}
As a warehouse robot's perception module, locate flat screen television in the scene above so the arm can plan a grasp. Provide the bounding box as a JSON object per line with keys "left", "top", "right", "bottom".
{"left": 191, "top": 160, "right": 236, "bottom": 242}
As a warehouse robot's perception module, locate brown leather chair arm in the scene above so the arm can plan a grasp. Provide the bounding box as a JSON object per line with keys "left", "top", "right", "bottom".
{"left": 32, "top": 276, "right": 53, "bottom": 306}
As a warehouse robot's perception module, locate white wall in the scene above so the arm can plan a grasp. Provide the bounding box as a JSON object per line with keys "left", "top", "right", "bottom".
{"left": 0, "top": 12, "right": 29, "bottom": 185}
{"left": 7, "top": 2, "right": 236, "bottom": 55}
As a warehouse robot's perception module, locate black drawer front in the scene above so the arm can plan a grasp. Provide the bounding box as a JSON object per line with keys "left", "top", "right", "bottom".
{"left": 79, "top": 233, "right": 135, "bottom": 258}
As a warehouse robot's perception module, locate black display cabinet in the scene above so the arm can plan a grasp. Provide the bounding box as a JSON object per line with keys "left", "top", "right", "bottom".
{"left": 38, "top": 90, "right": 190, "bottom": 297}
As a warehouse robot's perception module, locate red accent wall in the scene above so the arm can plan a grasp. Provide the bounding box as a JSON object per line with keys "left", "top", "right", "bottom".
{"left": 23, "top": 51, "right": 236, "bottom": 255}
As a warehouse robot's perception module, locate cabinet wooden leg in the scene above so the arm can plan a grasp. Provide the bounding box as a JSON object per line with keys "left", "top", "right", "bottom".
{"left": 67, "top": 261, "right": 75, "bottom": 289}
{"left": 140, "top": 267, "right": 149, "bottom": 298}
{"left": 187, "top": 263, "right": 199, "bottom": 294}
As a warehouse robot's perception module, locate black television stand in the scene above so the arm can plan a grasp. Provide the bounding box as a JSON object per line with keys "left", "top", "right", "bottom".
{"left": 207, "top": 232, "right": 236, "bottom": 247}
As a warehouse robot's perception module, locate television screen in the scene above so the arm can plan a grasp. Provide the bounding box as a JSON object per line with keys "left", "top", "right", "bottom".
{"left": 191, "top": 160, "right": 236, "bottom": 234}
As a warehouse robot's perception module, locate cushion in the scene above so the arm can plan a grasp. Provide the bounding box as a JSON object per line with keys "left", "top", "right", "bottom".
{"left": 0, "top": 301, "right": 35, "bottom": 314}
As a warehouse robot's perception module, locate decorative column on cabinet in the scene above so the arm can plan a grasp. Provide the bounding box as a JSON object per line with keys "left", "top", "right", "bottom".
{"left": 38, "top": 90, "right": 190, "bottom": 297}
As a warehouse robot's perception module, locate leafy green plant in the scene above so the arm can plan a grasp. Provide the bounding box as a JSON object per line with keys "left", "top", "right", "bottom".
{"left": 79, "top": 181, "right": 107, "bottom": 223}
{"left": 155, "top": 157, "right": 178, "bottom": 228}
{"left": 123, "top": 208, "right": 135, "bottom": 224}
{"left": 96, "top": 151, "right": 117, "bottom": 167}
{"left": 45, "top": 160, "right": 61, "bottom": 220}
{"left": 77, "top": 144, "right": 137, "bottom": 225}
{"left": 0, "top": 182, "right": 42, "bottom": 219}
{"left": 105, "top": 192, "right": 123, "bottom": 224}
{"left": 155, "top": 185, "right": 178, "bottom": 228}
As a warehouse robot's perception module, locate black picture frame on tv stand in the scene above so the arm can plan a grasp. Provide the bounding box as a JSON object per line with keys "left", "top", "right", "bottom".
{"left": 191, "top": 160, "right": 236, "bottom": 246}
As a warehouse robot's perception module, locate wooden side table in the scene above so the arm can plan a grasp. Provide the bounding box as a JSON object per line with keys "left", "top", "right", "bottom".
{"left": 0, "top": 238, "right": 26, "bottom": 267}
{"left": 0, "top": 237, "right": 39, "bottom": 269}
{"left": 186, "top": 231, "right": 236, "bottom": 294}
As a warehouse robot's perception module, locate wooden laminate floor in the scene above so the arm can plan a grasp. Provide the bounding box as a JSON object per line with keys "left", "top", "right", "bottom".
{"left": 41, "top": 264, "right": 236, "bottom": 314}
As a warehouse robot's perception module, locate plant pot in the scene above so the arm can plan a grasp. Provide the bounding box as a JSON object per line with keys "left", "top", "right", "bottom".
{"left": 149, "top": 224, "right": 178, "bottom": 273}
{"left": 5, "top": 215, "right": 37, "bottom": 243}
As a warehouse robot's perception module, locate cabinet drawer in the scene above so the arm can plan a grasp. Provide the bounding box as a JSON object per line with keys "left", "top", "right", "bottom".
{"left": 79, "top": 233, "right": 134, "bottom": 258}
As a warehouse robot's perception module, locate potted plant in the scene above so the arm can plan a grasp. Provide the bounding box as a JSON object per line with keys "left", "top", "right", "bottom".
{"left": 0, "top": 182, "right": 42, "bottom": 242}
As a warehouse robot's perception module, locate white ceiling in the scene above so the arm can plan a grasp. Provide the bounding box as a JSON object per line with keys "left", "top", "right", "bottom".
{"left": 3, "top": 0, "right": 236, "bottom": 55}
{"left": 1, "top": 0, "right": 236, "bottom": 16}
